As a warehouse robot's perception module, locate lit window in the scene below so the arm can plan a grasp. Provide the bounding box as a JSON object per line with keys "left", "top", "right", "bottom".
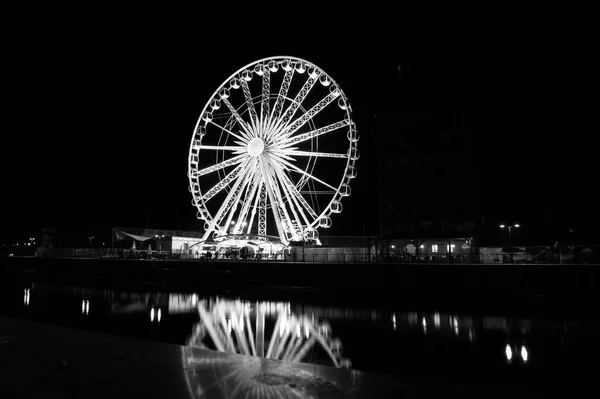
{"left": 446, "top": 244, "right": 456, "bottom": 252}
{"left": 432, "top": 244, "right": 438, "bottom": 253}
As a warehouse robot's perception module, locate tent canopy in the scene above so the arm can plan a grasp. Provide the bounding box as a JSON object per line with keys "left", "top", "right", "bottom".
{"left": 114, "top": 229, "right": 154, "bottom": 242}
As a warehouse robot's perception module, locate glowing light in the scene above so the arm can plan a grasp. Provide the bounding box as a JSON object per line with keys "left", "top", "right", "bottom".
{"left": 521, "top": 346, "right": 528, "bottom": 362}
{"left": 434, "top": 313, "right": 440, "bottom": 328}
{"left": 392, "top": 313, "right": 396, "bottom": 330}
{"left": 514, "top": 224, "right": 520, "bottom": 228}
{"left": 500, "top": 224, "right": 505, "bottom": 228}
{"left": 304, "top": 324, "right": 309, "bottom": 338}
{"left": 150, "top": 307, "right": 155, "bottom": 322}
{"left": 247, "top": 137, "right": 265, "bottom": 157}
{"left": 505, "top": 344, "right": 513, "bottom": 361}
{"left": 24, "top": 289, "right": 30, "bottom": 306}
{"left": 85, "top": 300, "right": 89, "bottom": 314}
{"left": 227, "top": 317, "right": 232, "bottom": 335}
{"left": 296, "top": 324, "right": 301, "bottom": 338}
{"left": 157, "top": 308, "right": 162, "bottom": 323}
{"left": 191, "top": 294, "right": 198, "bottom": 306}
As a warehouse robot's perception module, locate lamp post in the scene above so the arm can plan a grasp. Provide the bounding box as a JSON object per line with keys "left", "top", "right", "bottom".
{"left": 155, "top": 234, "right": 165, "bottom": 252}
{"left": 88, "top": 236, "right": 94, "bottom": 247}
{"left": 499, "top": 224, "right": 519, "bottom": 246}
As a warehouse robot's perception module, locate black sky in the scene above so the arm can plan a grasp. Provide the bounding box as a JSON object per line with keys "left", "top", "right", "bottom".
{"left": 2, "top": 10, "right": 597, "bottom": 242}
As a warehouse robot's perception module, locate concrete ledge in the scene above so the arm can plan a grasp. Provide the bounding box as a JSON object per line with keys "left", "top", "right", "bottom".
{"left": 0, "top": 316, "right": 416, "bottom": 398}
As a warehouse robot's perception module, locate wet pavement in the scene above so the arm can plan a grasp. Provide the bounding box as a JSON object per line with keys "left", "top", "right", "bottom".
{"left": 0, "top": 315, "right": 413, "bottom": 398}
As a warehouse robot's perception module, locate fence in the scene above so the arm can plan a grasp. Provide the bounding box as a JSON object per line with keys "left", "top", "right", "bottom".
{"left": 24, "top": 245, "right": 600, "bottom": 265}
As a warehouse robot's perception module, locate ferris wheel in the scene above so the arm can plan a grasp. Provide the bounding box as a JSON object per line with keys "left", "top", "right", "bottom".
{"left": 188, "top": 56, "right": 359, "bottom": 245}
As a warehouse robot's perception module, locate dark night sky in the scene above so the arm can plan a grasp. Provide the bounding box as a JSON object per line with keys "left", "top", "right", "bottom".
{"left": 2, "top": 9, "right": 597, "bottom": 243}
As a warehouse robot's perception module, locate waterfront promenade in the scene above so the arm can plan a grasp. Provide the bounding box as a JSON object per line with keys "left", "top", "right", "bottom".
{"left": 3, "top": 256, "right": 599, "bottom": 312}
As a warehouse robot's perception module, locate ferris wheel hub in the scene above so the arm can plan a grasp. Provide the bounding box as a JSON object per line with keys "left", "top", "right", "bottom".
{"left": 247, "top": 137, "right": 265, "bottom": 157}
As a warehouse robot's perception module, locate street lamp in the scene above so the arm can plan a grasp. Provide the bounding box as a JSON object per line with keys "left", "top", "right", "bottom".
{"left": 155, "top": 234, "right": 165, "bottom": 252}
{"left": 499, "top": 224, "right": 520, "bottom": 246}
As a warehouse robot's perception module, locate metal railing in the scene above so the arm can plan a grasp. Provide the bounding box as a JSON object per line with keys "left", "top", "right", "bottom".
{"left": 27, "top": 246, "right": 600, "bottom": 265}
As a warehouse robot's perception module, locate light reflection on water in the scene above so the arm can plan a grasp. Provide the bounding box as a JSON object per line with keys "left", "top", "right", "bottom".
{"left": 5, "top": 280, "right": 599, "bottom": 377}
{"left": 186, "top": 297, "right": 351, "bottom": 369}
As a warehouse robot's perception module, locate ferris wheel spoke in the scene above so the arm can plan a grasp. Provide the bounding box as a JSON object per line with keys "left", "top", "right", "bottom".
{"left": 283, "top": 175, "right": 319, "bottom": 222}
{"left": 270, "top": 72, "right": 320, "bottom": 141}
{"left": 267, "top": 68, "right": 294, "bottom": 136}
{"left": 259, "top": 159, "right": 287, "bottom": 243}
{"left": 277, "top": 91, "right": 340, "bottom": 142}
{"left": 270, "top": 158, "right": 319, "bottom": 221}
{"left": 192, "top": 154, "right": 247, "bottom": 177}
{"left": 197, "top": 145, "right": 245, "bottom": 152}
{"left": 233, "top": 166, "right": 261, "bottom": 235}
{"left": 222, "top": 164, "right": 257, "bottom": 232}
{"left": 207, "top": 120, "right": 251, "bottom": 144}
{"left": 264, "top": 169, "right": 292, "bottom": 240}
{"left": 265, "top": 313, "right": 286, "bottom": 359}
{"left": 199, "top": 162, "right": 246, "bottom": 203}
{"left": 299, "top": 190, "right": 336, "bottom": 194}
{"left": 260, "top": 69, "right": 270, "bottom": 135}
{"left": 245, "top": 177, "right": 263, "bottom": 235}
{"left": 240, "top": 79, "right": 259, "bottom": 134}
{"left": 265, "top": 163, "right": 298, "bottom": 238}
{"left": 244, "top": 312, "right": 257, "bottom": 356}
{"left": 290, "top": 336, "right": 317, "bottom": 363}
{"left": 281, "top": 150, "right": 349, "bottom": 159}
{"left": 269, "top": 154, "right": 338, "bottom": 191}
{"left": 274, "top": 119, "right": 350, "bottom": 148}
{"left": 257, "top": 181, "right": 267, "bottom": 236}
{"left": 201, "top": 163, "right": 253, "bottom": 241}
{"left": 197, "top": 305, "right": 227, "bottom": 352}
{"left": 220, "top": 98, "right": 253, "bottom": 139}
{"left": 271, "top": 161, "right": 312, "bottom": 228}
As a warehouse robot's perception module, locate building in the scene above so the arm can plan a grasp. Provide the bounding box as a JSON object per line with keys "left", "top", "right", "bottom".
{"left": 361, "top": 110, "right": 480, "bottom": 240}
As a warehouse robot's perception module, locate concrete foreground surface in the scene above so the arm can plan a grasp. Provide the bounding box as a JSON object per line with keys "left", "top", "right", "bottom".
{"left": 0, "top": 316, "right": 412, "bottom": 398}
{"left": 0, "top": 316, "right": 547, "bottom": 398}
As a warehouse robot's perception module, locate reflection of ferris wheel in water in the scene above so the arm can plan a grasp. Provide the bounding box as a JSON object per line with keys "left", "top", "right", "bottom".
{"left": 186, "top": 298, "right": 350, "bottom": 369}
{"left": 188, "top": 56, "right": 359, "bottom": 245}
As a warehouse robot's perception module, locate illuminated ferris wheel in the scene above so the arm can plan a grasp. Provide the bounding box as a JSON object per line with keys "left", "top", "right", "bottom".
{"left": 188, "top": 56, "right": 359, "bottom": 245}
